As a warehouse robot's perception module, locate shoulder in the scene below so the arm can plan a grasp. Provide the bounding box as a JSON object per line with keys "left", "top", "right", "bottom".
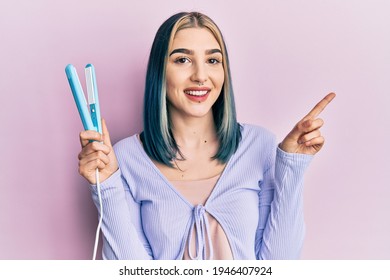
{"left": 112, "top": 134, "right": 156, "bottom": 185}
{"left": 236, "top": 123, "right": 277, "bottom": 163}
{"left": 229, "top": 123, "right": 277, "bottom": 171}
{"left": 113, "top": 134, "right": 137, "bottom": 151}
{"left": 112, "top": 134, "right": 143, "bottom": 162}
{"left": 239, "top": 123, "right": 276, "bottom": 145}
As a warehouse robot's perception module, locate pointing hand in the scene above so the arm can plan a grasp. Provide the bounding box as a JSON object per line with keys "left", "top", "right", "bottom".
{"left": 279, "top": 93, "right": 336, "bottom": 155}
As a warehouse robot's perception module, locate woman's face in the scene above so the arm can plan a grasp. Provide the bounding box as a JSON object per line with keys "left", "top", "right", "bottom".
{"left": 165, "top": 27, "right": 224, "bottom": 120}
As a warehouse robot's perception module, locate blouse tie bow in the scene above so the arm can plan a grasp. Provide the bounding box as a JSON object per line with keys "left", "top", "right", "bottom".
{"left": 187, "top": 204, "right": 213, "bottom": 260}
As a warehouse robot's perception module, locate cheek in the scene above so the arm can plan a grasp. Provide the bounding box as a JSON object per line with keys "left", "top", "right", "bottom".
{"left": 214, "top": 70, "right": 225, "bottom": 90}
{"left": 166, "top": 69, "right": 187, "bottom": 92}
{"left": 165, "top": 73, "right": 177, "bottom": 98}
{"left": 165, "top": 69, "right": 173, "bottom": 88}
{"left": 165, "top": 76, "right": 184, "bottom": 105}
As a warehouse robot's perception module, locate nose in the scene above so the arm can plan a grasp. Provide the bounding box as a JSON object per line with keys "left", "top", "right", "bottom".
{"left": 191, "top": 61, "right": 208, "bottom": 85}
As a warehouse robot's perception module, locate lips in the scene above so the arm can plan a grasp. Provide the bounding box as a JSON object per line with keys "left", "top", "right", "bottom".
{"left": 184, "top": 87, "right": 211, "bottom": 102}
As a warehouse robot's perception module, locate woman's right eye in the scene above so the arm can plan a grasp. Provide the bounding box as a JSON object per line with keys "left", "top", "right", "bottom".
{"left": 174, "top": 57, "right": 190, "bottom": 64}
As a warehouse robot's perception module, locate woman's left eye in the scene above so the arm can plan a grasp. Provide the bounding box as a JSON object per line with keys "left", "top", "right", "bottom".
{"left": 208, "top": 58, "right": 221, "bottom": 64}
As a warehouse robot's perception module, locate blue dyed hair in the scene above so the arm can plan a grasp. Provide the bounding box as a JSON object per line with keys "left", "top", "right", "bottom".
{"left": 141, "top": 12, "right": 241, "bottom": 167}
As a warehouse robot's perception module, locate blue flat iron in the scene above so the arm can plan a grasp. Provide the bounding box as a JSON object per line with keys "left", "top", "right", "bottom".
{"left": 65, "top": 64, "right": 102, "bottom": 134}
{"left": 66, "top": 64, "right": 104, "bottom": 261}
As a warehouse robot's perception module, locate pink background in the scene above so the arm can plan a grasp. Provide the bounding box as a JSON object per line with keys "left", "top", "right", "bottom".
{"left": 1, "top": 0, "right": 389, "bottom": 259}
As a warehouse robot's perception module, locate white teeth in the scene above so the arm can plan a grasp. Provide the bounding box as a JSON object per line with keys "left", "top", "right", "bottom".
{"left": 185, "top": 90, "right": 208, "bottom": 96}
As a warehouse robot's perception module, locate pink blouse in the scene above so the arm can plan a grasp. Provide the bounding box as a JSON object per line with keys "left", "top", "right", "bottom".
{"left": 170, "top": 174, "right": 234, "bottom": 260}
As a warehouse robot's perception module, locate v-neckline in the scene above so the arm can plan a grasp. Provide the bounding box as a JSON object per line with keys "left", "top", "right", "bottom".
{"left": 132, "top": 134, "right": 237, "bottom": 209}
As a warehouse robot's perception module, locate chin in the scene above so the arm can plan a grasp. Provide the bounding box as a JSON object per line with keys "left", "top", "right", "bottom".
{"left": 184, "top": 106, "right": 214, "bottom": 119}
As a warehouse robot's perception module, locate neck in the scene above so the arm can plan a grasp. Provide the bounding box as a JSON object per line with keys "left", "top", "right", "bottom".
{"left": 170, "top": 112, "right": 217, "bottom": 149}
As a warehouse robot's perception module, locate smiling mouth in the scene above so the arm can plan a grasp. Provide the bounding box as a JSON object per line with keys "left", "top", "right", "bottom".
{"left": 183, "top": 89, "right": 211, "bottom": 102}
{"left": 184, "top": 90, "right": 209, "bottom": 96}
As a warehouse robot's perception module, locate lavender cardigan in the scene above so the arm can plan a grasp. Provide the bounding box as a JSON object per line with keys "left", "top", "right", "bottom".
{"left": 90, "top": 124, "right": 312, "bottom": 260}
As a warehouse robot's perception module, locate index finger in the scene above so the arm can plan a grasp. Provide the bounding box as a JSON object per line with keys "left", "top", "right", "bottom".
{"left": 79, "top": 130, "right": 103, "bottom": 147}
{"left": 305, "top": 92, "right": 336, "bottom": 119}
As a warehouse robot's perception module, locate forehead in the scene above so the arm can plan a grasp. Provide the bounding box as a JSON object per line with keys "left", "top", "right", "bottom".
{"left": 170, "top": 27, "right": 220, "bottom": 50}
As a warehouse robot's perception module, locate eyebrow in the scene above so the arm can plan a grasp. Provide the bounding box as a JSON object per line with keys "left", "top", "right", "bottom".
{"left": 169, "top": 48, "right": 222, "bottom": 56}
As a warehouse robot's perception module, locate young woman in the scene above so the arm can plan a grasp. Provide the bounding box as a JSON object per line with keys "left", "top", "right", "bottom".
{"left": 78, "top": 12, "right": 335, "bottom": 260}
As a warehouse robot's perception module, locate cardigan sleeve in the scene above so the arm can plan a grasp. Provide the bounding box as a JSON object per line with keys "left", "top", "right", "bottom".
{"left": 89, "top": 169, "right": 153, "bottom": 260}
{"left": 255, "top": 143, "right": 313, "bottom": 260}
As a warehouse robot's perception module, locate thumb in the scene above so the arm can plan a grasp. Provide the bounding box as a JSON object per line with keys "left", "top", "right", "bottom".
{"left": 101, "top": 118, "right": 113, "bottom": 147}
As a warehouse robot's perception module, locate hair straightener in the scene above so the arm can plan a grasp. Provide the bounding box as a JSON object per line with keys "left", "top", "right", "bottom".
{"left": 65, "top": 64, "right": 102, "bottom": 134}
{"left": 65, "top": 64, "right": 103, "bottom": 260}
